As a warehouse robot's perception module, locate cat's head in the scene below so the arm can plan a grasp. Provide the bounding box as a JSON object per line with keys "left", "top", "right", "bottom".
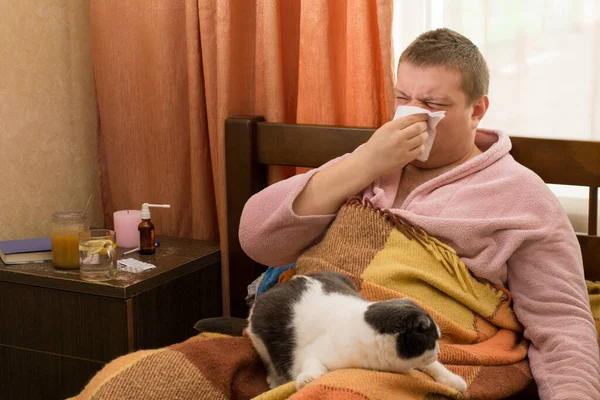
{"left": 364, "top": 298, "right": 440, "bottom": 368}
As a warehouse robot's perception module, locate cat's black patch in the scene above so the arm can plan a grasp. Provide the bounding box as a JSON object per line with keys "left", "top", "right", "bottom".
{"left": 308, "top": 271, "right": 360, "bottom": 298}
{"left": 364, "top": 298, "right": 439, "bottom": 359}
{"left": 249, "top": 275, "right": 309, "bottom": 381}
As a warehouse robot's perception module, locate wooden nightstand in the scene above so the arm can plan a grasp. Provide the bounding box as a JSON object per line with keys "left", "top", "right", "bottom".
{"left": 0, "top": 236, "right": 221, "bottom": 400}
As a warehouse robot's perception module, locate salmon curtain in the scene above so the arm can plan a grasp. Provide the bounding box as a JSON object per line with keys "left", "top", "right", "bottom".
{"left": 91, "top": 0, "right": 394, "bottom": 314}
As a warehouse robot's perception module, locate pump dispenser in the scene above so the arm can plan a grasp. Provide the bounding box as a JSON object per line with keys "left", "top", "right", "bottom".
{"left": 138, "top": 203, "right": 171, "bottom": 254}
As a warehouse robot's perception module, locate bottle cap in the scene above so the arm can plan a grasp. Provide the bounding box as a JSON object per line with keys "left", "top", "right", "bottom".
{"left": 141, "top": 203, "right": 171, "bottom": 220}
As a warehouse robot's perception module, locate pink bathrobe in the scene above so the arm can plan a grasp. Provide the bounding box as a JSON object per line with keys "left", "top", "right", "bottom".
{"left": 239, "top": 129, "right": 600, "bottom": 400}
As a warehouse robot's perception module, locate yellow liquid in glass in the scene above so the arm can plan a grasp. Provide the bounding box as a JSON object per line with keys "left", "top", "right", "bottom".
{"left": 52, "top": 235, "right": 80, "bottom": 268}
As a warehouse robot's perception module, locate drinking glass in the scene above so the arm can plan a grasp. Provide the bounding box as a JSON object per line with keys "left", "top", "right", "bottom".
{"left": 52, "top": 211, "right": 87, "bottom": 269}
{"left": 79, "top": 229, "right": 117, "bottom": 281}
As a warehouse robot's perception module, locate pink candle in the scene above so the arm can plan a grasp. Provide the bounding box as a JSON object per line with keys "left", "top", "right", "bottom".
{"left": 113, "top": 210, "right": 142, "bottom": 248}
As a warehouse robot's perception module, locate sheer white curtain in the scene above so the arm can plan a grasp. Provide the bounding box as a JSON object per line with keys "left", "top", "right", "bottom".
{"left": 393, "top": 0, "right": 600, "bottom": 141}
{"left": 392, "top": 0, "right": 600, "bottom": 232}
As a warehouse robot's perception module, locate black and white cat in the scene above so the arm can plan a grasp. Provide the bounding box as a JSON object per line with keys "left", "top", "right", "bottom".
{"left": 247, "top": 271, "right": 467, "bottom": 392}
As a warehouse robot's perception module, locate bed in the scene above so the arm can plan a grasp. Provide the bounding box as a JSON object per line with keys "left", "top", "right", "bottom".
{"left": 222, "top": 116, "right": 600, "bottom": 399}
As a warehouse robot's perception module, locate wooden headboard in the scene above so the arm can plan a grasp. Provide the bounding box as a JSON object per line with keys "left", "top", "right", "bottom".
{"left": 224, "top": 116, "right": 600, "bottom": 317}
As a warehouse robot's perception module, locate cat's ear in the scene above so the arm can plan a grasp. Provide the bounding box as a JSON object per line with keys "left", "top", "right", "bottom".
{"left": 414, "top": 314, "right": 431, "bottom": 331}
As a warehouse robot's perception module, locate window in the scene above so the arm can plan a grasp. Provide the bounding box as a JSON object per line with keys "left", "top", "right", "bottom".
{"left": 393, "top": 0, "right": 600, "bottom": 141}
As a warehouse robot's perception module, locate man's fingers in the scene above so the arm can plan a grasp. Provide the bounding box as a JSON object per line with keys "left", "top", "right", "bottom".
{"left": 408, "top": 144, "right": 426, "bottom": 158}
{"left": 407, "top": 130, "right": 429, "bottom": 150}
{"left": 402, "top": 121, "right": 428, "bottom": 139}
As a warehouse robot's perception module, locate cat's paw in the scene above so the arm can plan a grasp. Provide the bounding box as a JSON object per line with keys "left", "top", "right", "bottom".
{"left": 295, "top": 370, "right": 325, "bottom": 390}
{"left": 266, "top": 375, "right": 276, "bottom": 389}
{"left": 436, "top": 372, "right": 467, "bottom": 393}
{"left": 266, "top": 374, "right": 284, "bottom": 389}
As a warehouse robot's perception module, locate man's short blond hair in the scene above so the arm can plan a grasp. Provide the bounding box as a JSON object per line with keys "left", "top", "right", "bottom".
{"left": 399, "top": 28, "right": 489, "bottom": 104}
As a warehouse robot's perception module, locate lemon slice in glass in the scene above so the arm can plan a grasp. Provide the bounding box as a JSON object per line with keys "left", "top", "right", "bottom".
{"left": 80, "top": 239, "right": 115, "bottom": 255}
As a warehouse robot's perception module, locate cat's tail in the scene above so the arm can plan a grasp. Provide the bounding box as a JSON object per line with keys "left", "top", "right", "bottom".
{"left": 193, "top": 317, "right": 249, "bottom": 336}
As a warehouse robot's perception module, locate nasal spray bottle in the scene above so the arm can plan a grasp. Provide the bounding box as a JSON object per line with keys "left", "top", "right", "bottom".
{"left": 138, "top": 203, "right": 171, "bottom": 255}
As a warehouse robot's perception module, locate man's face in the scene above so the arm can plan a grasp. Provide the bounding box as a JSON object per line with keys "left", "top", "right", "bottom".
{"left": 395, "top": 62, "right": 487, "bottom": 168}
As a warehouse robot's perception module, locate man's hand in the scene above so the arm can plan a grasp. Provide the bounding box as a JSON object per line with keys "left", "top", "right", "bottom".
{"left": 292, "top": 114, "right": 429, "bottom": 216}
{"left": 357, "top": 113, "right": 429, "bottom": 178}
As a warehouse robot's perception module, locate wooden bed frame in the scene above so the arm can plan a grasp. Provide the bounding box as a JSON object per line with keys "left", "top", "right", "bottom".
{"left": 221, "top": 116, "right": 599, "bottom": 399}
{"left": 224, "top": 116, "right": 599, "bottom": 319}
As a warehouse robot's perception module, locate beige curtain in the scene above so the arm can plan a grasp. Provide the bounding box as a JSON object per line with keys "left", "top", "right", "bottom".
{"left": 91, "top": 0, "right": 394, "bottom": 314}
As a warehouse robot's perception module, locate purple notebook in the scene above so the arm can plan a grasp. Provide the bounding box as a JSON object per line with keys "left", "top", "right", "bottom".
{"left": 0, "top": 237, "right": 52, "bottom": 255}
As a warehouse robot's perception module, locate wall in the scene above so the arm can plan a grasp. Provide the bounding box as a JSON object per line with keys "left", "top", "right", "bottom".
{"left": 0, "top": 0, "right": 102, "bottom": 240}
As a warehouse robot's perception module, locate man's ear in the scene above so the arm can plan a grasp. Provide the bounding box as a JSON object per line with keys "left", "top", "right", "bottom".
{"left": 470, "top": 95, "right": 489, "bottom": 129}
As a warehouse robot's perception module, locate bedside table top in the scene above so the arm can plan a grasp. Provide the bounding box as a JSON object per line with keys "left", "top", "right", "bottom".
{"left": 0, "top": 236, "right": 220, "bottom": 298}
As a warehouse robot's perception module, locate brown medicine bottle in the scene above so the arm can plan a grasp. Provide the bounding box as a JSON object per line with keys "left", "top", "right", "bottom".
{"left": 138, "top": 203, "right": 171, "bottom": 255}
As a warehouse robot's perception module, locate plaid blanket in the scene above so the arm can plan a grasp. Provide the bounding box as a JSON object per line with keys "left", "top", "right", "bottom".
{"left": 73, "top": 199, "right": 599, "bottom": 400}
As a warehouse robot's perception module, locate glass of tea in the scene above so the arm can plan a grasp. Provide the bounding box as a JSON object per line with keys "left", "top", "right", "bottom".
{"left": 51, "top": 211, "right": 87, "bottom": 269}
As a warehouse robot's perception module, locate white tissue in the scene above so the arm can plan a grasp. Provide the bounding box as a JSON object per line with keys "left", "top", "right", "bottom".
{"left": 117, "top": 258, "right": 156, "bottom": 273}
{"left": 393, "top": 106, "right": 445, "bottom": 162}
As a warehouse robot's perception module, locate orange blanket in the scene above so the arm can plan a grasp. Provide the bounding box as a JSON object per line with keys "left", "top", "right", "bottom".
{"left": 75, "top": 200, "right": 600, "bottom": 399}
